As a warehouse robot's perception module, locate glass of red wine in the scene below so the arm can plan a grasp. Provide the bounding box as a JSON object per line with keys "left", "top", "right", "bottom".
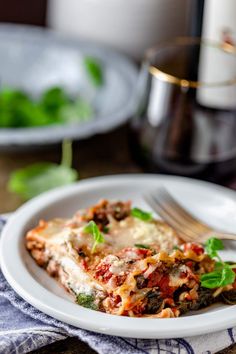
{"left": 130, "top": 37, "right": 236, "bottom": 185}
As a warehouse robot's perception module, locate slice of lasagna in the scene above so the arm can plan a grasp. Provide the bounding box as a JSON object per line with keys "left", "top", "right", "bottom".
{"left": 26, "top": 199, "right": 236, "bottom": 317}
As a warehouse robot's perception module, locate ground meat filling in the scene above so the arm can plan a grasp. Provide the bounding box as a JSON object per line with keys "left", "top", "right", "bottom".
{"left": 77, "top": 200, "right": 131, "bottom": 229}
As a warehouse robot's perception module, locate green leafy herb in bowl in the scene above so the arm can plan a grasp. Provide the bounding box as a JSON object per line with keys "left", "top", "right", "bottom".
{"left": 84, "top": 57, "right": 104, "bottom": 87}
{"left": 0, "top": 86, "right": 93, "bottom": 128}
{"left": 0, "top": 56, "right": 103, "bottom": 128}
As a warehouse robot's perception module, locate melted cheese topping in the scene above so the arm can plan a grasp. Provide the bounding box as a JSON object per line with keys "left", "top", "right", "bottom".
{"left": 28, "top": 215, "right": 180, "bottom": 254}
{"left": 107, "top": 216, "right": 180, "bottom": 251}
{"left": 169, "top": 265, "right": 190, "bottom": 287}
{"left": 109, "top": 258, "right": 128, "bottom": 275}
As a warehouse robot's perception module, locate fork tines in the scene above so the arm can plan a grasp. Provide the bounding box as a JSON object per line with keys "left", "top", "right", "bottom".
{"left": 144, "top": 187, "right": 209, "bottom": 242}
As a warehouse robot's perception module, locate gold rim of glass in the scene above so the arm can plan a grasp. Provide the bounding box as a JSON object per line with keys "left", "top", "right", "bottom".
{"left": 146, "top": 37, "right": 236, "bottom": 88}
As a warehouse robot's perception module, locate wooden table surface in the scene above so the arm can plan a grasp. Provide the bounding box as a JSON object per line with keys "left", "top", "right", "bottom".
{"left": 0, "top": 124, "right": 235, "bottom": 354}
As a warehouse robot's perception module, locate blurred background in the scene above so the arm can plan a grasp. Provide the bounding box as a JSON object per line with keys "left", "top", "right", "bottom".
{"left": 0, "top": 0, "right": 190, "bottom": 58}
{"left": 0, "top": 0, "right": 47, "bottom": 27}
{"left": 0, "top": 0, "right": 235, "bottom": 213}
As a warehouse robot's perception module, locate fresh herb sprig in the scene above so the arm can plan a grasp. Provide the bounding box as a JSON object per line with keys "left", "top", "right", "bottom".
{"left": 131, "top": 207, "right": 152, "bottom": 221}
{"left": 83, "top": 220, "right": 105, "bottom": 253}
{"left": 201, "top": 237, "right": 236, "bottom": 289}
{"left": 8, "top": 140, "right": 78, "bottom": 200}
{"left": 135, "top": 244, "right": 151, "bottom": 249}
{"left": 205, "top": 237, "right": 224, "bottom": 259}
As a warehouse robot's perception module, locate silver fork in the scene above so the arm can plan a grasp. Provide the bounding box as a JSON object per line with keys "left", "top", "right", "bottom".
{"left": 144, "top": 187, "right": 236, "bottom": 243}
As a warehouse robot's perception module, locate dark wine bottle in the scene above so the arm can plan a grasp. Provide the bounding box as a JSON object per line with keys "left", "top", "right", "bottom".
{"left": 129, "top": 1, "right": 236, "bottom": 185}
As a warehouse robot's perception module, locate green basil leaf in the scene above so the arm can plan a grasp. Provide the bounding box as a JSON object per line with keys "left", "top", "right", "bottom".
{"left": 202, "top": 238, "right": 235, "bottom": 289}
{"left": 135, "top": 244, "right": 151, "bottom": 249}
{"left": 214, "top": 262, "right": 225, "bottom": 271}
{"left": 40, "top": 86, "right": 69, "bottom": 113}
{"left": 60, "top": 98, "right": 93, "bottom": 123}
{"left": 200, "top": 271, "right": 224, "bottom": 288}
{"left": 205, "top": 237, "right": 224, "bottom": 258}
{"left": 83, "top": 220, "right": 105, "bottom": 252}
{"left": 8, "top": 163, "right": 78, "bottom": 200}
{"left": 8, "top": 140, "right": 78, "bottom": 200}
{"left": 84, "top": 57, "right": 103, "bottom": 87}
{"left": 0, "top": 85, "right": 93, "bottom": 128}
{"left": 220, "top": 267, "right": 236, "bottom": 287}
{"left": 131, "top": 207, "right": 152, "bottom": 221}
{"left": 201, "top": 267, "right": 235, "bottom": 289}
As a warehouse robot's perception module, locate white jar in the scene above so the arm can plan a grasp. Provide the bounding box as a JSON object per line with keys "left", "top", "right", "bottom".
{"left": 198, "top": 0, "right": 236, "bottom": 110}
{"left": 202, "top": 0, "right": 236, "bottom": 44}
{"left": 47, "top": 0, "right": 189, "bottom": 60}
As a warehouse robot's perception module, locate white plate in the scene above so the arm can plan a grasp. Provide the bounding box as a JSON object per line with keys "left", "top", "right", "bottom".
{"left": 0, "top": 24, "right": 138, "bottom": 148}
{"left": 1, "top": 174, "right": 236, "bottom": 339}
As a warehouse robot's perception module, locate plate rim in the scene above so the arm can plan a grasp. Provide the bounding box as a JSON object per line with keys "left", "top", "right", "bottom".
{"left": 1, "top": 173, "right": 236, "bottom": 339}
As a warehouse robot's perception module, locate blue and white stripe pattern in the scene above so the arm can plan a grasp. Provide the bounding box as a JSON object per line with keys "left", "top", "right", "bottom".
{"left": 0, "top": 216, "right": 235, "bottom": 354}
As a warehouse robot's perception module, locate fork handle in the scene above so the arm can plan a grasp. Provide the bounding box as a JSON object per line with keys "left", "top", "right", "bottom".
{"left": 203, "top": 231, "right": 236, "bottom": 242}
